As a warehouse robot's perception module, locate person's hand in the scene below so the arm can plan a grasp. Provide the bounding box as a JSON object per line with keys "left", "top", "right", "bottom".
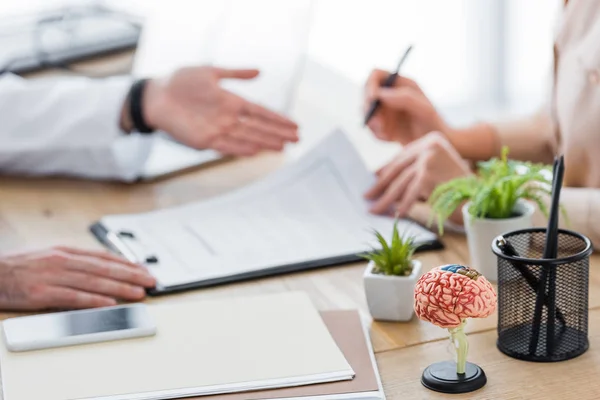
{"left": 365, "top": 132, "right": 471, "bottom": 217}
{"left": 139, "top": 66, "right": 299, "bottom": 156}
{"left": 364, "top": 69, "right": 451, "bottom": 145}
{"left": 0, "top": 247, "right": 156, "bottom": 311}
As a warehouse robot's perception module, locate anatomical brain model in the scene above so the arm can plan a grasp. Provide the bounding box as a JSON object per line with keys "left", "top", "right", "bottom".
{"left": 414, "top": 265, "right": 497, "bottom": 375}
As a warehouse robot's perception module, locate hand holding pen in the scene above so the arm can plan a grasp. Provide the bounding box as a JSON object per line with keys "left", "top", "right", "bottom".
{"left": 363, "top": 45, "right": 451, "bottom": 145}
{"left": 364, "top": 45, "right": 413, "bottom": 126}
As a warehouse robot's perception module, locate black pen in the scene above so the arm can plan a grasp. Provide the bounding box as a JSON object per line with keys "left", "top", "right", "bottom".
{"left": 544, "top": 155, "right": 565, "bottom": 356}
{"left": 496, "top": 236, "right": 566, "bottom": 326}
{"left": 364, "top": 45, "right": 413, "bottom": 126}
{"left": 529, "top": 156, "right": 565, "bottom": 355}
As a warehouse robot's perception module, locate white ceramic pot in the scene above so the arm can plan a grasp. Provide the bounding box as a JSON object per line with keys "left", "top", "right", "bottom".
{"left": 363, "top": 260, "right": 422, "bottom": 322}
{"left": 462, "top": 200, "right": 535, "bottom": 282}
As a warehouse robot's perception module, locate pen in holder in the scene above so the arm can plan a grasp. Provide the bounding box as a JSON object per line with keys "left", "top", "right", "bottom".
{"left": 492, "top": 228, "right": 592, "bottom": 361}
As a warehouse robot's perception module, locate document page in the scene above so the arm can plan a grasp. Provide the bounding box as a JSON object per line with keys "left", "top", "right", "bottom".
{"left": 100, "top": 131, "right": 438, "bottom": 288}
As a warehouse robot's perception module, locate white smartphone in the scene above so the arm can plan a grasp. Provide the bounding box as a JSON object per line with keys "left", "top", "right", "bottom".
{"left": 2, "top": 304, "right": 156, "bottom": 352}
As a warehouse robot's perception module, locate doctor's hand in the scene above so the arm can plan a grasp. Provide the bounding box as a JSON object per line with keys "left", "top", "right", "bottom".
{"left": 133, "top": 66, "right": 299, "bottom": 156}
{"left": 0, "top": 247, "right": 156, "bottom": 311}
{"left": 365, "top": 132, "right": 471, "bottom": 217}
{"left": 364, "top": 69, "right": 451, "bottom": 145}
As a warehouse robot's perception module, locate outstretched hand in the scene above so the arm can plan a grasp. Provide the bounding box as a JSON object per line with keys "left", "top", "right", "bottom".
{"left": 139, "top": 66, "right": 299, "bottom": 156}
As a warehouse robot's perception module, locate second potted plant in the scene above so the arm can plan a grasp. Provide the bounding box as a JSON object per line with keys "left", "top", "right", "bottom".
{"left": 429, "top": 147, "right": 552, "bottom": 281}
{"left": 362, "top": 221, "right": 421, "bottom": 321}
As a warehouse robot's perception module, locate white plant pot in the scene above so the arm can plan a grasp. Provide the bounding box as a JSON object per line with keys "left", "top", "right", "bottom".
{"left": 363, "top": 260, "right": 422, "bottom": 322}
{"left": 462, "top": 200, "right": 534, "bottom": 282}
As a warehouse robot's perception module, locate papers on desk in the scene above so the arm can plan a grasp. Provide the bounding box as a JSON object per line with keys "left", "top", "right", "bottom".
{"left": 91, "top": 131, "right": 440, "bottom": 294}
{"left": 200, "top": 310, "right": 385, "bottom": 400}
{"left": 140, "top": 137, "right": 224, "bottom": 181}
{"left": 0, "top": 292, "right": 356, "bottom": 400}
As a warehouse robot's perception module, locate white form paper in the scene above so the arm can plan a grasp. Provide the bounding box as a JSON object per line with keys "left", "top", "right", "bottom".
{"left": 99, "top": 131, "right": 438, "bottom": 288}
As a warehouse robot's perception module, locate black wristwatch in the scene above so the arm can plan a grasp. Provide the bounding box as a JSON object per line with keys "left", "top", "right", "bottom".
{"left": 128, "top": 79, "right": 155, "bottom": 134}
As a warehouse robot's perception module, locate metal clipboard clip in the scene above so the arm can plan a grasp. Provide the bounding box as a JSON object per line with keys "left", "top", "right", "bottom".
{"left": 105, "top": 230, "right": 159, "bottom": 265}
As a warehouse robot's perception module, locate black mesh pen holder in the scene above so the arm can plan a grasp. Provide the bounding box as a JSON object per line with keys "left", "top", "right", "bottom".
{"left": 492, "top": 228, "right": 593, "bottom": 362}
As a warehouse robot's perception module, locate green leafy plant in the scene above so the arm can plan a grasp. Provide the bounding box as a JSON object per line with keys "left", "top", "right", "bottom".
{"left": 429, "top": 147, "right": 553, "bottom": 234}
{"left": 362, "top": 220, "right": 417, "bottom": 276}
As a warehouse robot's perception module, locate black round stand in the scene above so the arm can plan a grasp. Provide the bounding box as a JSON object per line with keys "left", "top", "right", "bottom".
{"left": 421, "top": 361, "right": 486, "bottom": 394}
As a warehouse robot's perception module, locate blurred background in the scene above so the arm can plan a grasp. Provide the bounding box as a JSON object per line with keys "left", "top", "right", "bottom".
{"left": 307, "top": 0, "right": 560, "bottom": 122}
{"left": 0, "top": 0, "right": 562, "bottom": 169}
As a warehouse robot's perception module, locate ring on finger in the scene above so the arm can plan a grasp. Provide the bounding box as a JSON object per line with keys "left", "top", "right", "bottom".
{"left": 234, "top": 118, "right": 247, "bottom": 136}
{"left": 237, "top": 108, "right": 250, "bottom": 125}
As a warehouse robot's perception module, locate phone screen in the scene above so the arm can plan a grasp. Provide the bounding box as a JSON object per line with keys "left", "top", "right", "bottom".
{"left": 3, "top": 305, "right": 153, "bottom": 345}
{"left": 63, "top": 306, "right": 137, "bottom": 335}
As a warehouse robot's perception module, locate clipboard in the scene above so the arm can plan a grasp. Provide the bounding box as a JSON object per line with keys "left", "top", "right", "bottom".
{"left": 90, "top": 222, "right": 443, "bottom": 296}
{"left": 90, "top": 130, "right": 443, "bottom": 296}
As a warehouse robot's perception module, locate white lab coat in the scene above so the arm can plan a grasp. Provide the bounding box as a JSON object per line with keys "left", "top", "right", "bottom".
{"left": 0, "top": 73, "right": 153, "bottom": 182}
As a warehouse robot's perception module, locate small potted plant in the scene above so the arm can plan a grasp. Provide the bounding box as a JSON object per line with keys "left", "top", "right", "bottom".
{"left": 362, "top": 220, "right": 421, "bottom": 321}
{"left": 429, "top": 147, "right": 552, "bottom": 281}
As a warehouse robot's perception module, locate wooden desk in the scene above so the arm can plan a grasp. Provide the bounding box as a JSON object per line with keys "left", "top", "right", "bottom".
{"left": 2, "top": 159, "right": 600, "bottom": 399}
{"left": 5, "top": 53, "right": 600, "bottom": 400}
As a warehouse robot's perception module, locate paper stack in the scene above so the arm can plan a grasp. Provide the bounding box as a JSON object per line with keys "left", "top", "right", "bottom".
{"left": 201, "top": 310, "right": 385, "bottom": 400}
{"left": 0, "top": 292, "right": 384, "bottom": 400}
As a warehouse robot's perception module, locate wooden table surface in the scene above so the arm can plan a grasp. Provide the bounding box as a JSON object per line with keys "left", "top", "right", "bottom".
{"left": 3, "top": 52, "right": 599, "bottom": 399}
{"left": 1, "top": 156, "right": 599, "bottom": 400}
